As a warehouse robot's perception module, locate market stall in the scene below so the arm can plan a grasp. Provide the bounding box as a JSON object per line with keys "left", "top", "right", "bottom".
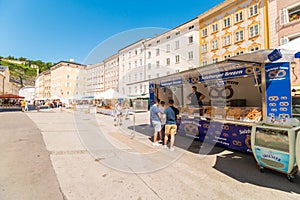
{"left": 95, "top": 89, "right": 132, "bottom": 115}
{"left": 149, "top": 49, "right": 300, "bottom": 156}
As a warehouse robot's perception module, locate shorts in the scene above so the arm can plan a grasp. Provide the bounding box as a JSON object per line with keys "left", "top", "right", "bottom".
{"left": 165, "top": 124, "right": 177, "bottom": 135}
{"left": 152, "top": 120, "right": 162, "bottom": 132}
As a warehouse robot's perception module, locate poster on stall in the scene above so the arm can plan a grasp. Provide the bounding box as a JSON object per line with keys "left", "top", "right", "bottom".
{"left": 178, "top": 119, "right": 252, "bottom": 153}
{"left": 254, "top": 147, "right": 290, "bottom": 173}
{"left": 265, "top": 62, "right": 292, "bottom": 126}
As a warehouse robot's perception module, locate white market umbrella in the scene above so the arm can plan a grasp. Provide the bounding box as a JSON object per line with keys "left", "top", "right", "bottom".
{"left": 100, "top": 89, "right": 128, "bottom": 99}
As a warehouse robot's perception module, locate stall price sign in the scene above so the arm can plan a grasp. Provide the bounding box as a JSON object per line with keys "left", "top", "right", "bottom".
{"left": 265, "top": 62, "right": 292, "bottom": 126}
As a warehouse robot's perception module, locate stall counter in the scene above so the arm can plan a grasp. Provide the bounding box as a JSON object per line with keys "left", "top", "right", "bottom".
{"left": 178, "top": 115, "right": 253, "bottom": 153}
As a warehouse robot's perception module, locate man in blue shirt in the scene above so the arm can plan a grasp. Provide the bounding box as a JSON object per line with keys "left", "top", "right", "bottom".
{"left": 164, "top": 99, "right": 179, "bottom": 151}
{"left": 150, "top": 99, "right": 162, "bottom": 146}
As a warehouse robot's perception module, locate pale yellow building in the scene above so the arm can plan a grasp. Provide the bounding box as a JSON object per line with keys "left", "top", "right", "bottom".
{"left": 50, "top": 61, "right": 86, "bottom": 102}
{"left": 44, "top": 70, "right": 51, "bottom": 99}
{"left": 35, "top": 70, "right": 46, "bottom": 99}
{"left": 199, "top": 0, "right": 269, "bottom": 66}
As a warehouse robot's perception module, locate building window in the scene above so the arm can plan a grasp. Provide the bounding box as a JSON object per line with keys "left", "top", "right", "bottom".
{"left": 189, "top": 25, "right": 194, "bottom": 30}
{"left": 188, "top": 51, "right": 193, "bottom": 60}
{"left": 66, "top": 82, "right": 70, "bottom": 87}
{"left": 140, "top": 72, "right": 143, "bottom": 80}
{"left": 235, "top": 11, "right": 243, "bottom": 23}
{"left": 134, "top": 73, "right": 137, "bottom": 81}
{"left": 156, "top": 73, "right": 159, "bottom": 78}
{"left": 128, "top": 75, "right": 131, "bottom": 82}
{"left": 176, "top": 31, "right": 180, "bottom": 35}
{"left": 175, "top": 55, "right": 180, "bottom": 63}
{"left": 202, "top": 44, "right": 208, "bottom": 53}
{"left": 202, "top": 60, "right": 208, "bottom": 66}
{"left": 128, "top": 51, "right": 131, "bottom": 58}
{"left": 223, "top": 35, "right": 231, "bottom": 46}
{"left": 235, "top": 30, "right": 244, "bottom": 42}
{"left": 188, "top": 36, "right": 193, "bottom": 44}
{"left": 148, "top": 63, "right": 151, "bottom": 70}
{"left": 212, "top": 40, "right": 218, "bottom": 50}
{"left": 175, "top": 41, "right": 180, "bottom": 49}
{"left": 166, "top": 58, "right": 170, "bottom": 65}
{"left": 140, "top": 59, "right": 143, "bottom": 66}
{"left": 286, "top": 4, "right": 300, "bottom": 23}
{"left": 249, "top": 4, "right": 258, "bottom": 17}
{"left": 66, "top": 91, "right": 70, "bottom": 95}
{"left": 135, "top": 49, "right": 138, "bottom": 55}
{"left": 212, "top": 58, "right": 218, "bottom": 63}
{"left": 202, "top": 28, "right": 208, "bottom": 37}
{"left": 148, "top": 75, "right": 151, "bottom": 79}
{"left": 224, "top": 54, "right": 231, "bottom": 59}
{"left": 166, "top": 36, "right": 171, "bottom": 39}
{"left": 135, "top": 60, "right": 138, "bottom": 67}
{"left": 250, "top": 46, "right": 259, "bottom": 52}
{"left": 212, "top": 23, "right": 218, "bottom": 32}
{"left": 122, "top": 54, "right": 125, "bottom": 61}
{"left": 148, "top": 51, "right": 151, "bottom": 58}
{"left": 166, "top": 44, "right": 170, "bottom": 52}
{"left": 223, "top": 17, "right": 231, "bottom": 28}
{"left": 67, "top": 75, "right": 70, "bottom": 79}
{"left": 122, "top": 64, "right": 125, "bottom": 72}
{"left": 128, "top": 62, "right": 131, "bottom": 70}
{"left": 156, "top": 61, "right": 160, "bottom": 68}
{"left": 249, "top": 24, "right": 259, "bottom": 38}
{"left": 236, "top": 51, "right": 244, "bottom": 55}
{"left": 156, "top": 48, "right": 160, "bottom": 56}
{"left": 156, "top": 40, "right": 160, "bottom": 43}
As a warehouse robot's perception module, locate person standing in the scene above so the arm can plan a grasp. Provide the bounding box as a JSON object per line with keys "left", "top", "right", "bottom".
{"left": 164, "top": 99, "right": 179, "bottom": 151}
{"left": 150, "top": 99, "right": 161, "bottom": 146}
{"left": 20, "top": 100, "right": 25, "bottom": 112}
{"left": 158, "top": 101, "right": 166, "bottom": 143}
{"left": 187, "top": 86, "right": 205, "bottom": 115}
{"left": 114, "top": 101, "right": 123, "bottom": 126}
{"left": 24, "top": 101, "right": 29, "bottom": 112}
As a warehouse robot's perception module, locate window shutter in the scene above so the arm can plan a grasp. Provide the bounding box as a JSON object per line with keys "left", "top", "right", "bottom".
{"left": 280, "top": 9, "right": 288, "bottom": 25}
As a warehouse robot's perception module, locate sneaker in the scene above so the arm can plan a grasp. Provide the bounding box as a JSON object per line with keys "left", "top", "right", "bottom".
{"left": 170, "top": 146, "right": 175, "bottom": 151}
{"left": 158, "top": 140, "right": 162, "bottom": 143}
{"left": 163, "top": 145, "right": 168, "bottom": 149}
{"left": 152, "top": 142, "right": 160, "bottom": 146}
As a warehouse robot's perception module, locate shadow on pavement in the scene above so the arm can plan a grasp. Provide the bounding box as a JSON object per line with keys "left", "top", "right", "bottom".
{"left": 129, "top": 123, "right": 300, "bottom": 193}
{"left": 213, "top": 151, "right": 300, "bottom": 194}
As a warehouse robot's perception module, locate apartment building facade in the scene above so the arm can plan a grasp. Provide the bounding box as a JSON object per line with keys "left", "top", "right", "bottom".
{"left": 44, "top": 70, "right": 51, "bottom": 99}
{"left": 50, "top": 61, "right": 86, "bottom": 102}
{"left": 276, "top": 0, "right": 300, "bottom": 45}
{"left": 199, "top": 0, "right": 269, "bottom": 66}
{"left": 86, "top": 62, "right": 105, "bottom": 97}
{"left": 118, "top": 39, "right": 148, "bottom": 97}
{"left": 144, "top": 18, "right": 200, "bottom": 80}
{"left": 104, "top": 54, "right": 119, "bottom": 91}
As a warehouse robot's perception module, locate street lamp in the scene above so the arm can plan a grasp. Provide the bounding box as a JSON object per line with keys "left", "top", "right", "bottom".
{"left": 291, "top": 61, "right": 298, "bottom": 81}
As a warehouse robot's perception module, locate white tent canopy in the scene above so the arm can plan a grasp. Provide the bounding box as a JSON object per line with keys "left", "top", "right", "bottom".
{"left": 278, "top": 37, "right": 300, "bottom": 52}
{"left": 94, "top": 89, "right": 128, "bottom": 99}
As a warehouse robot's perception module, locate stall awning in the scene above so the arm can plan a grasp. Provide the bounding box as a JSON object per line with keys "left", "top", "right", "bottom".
{"left": 267, "top": 37, "right": 300, "bottom": 62}
{"left": 0, "top": 94, "right": 24, "bottom": 99}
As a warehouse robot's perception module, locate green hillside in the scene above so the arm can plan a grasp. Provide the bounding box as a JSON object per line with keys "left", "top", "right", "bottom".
{"left": 0, "top": 56, "right": 53, "bottom": 86}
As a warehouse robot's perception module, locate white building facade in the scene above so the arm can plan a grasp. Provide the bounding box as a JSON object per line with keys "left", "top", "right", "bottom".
{"left": 86, "top": 62, "right": 104, "bottom": 97}
{"left": 118, "top": 39, "right": 148, "bottom": 97}
{"left": 144, "top": 18, "right": 200, "bottom": 81}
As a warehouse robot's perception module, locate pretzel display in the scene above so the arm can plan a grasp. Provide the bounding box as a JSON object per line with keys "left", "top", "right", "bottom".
{"left": 226, "top": 108, "right": 242, "bottom": 120}
{"left": 246, "top": 109, "right": 262, "bottom": 121}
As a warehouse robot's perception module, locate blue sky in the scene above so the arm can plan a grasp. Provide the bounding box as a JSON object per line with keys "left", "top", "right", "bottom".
{"left": 0, "top": 0, "right": 223, "bottom": 64}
